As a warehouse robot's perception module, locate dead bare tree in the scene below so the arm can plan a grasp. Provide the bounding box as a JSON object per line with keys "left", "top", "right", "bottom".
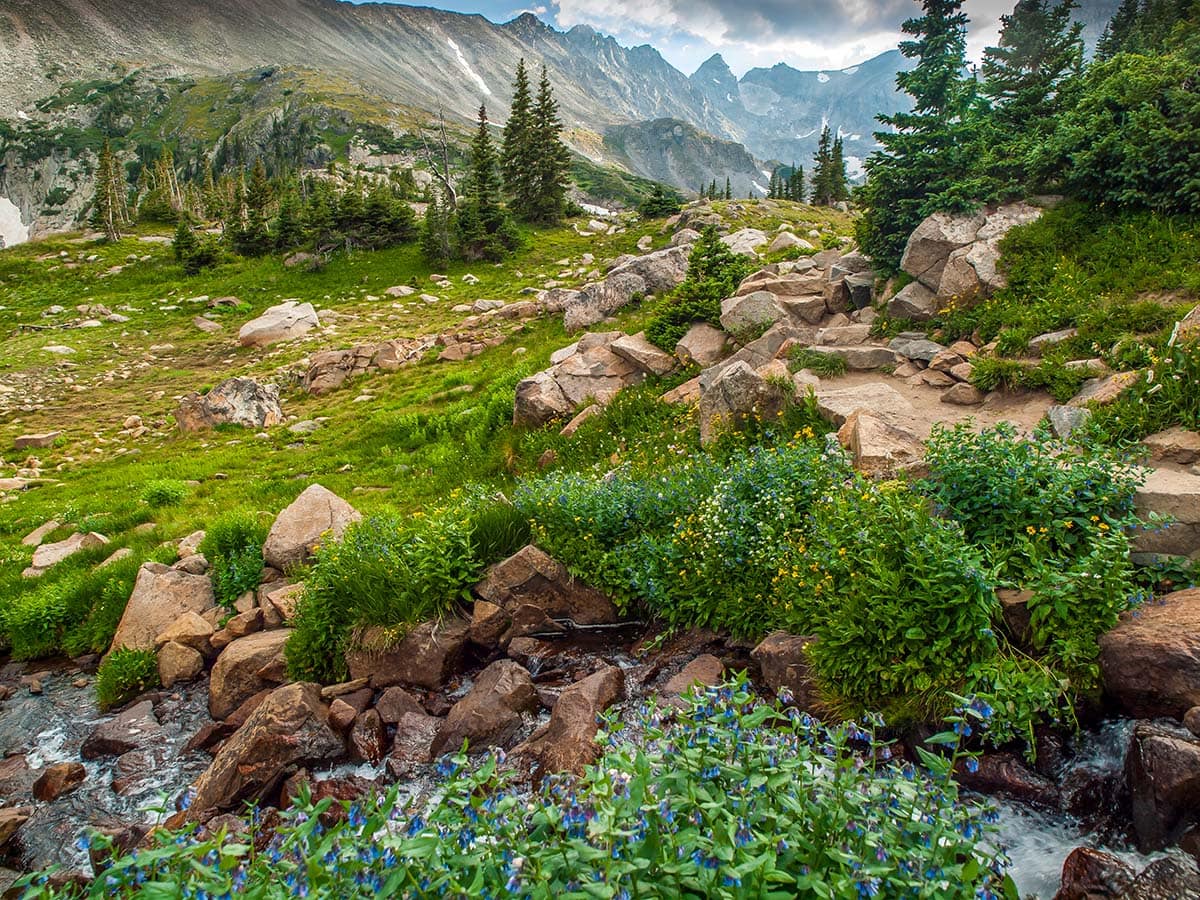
{"left": 418, "top": 109, "right": 458, "bottom": 207}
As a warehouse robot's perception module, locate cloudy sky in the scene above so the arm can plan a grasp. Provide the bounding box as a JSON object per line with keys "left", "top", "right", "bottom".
{"left": 374, "top": 0, "right": 1116, "bottom": 74}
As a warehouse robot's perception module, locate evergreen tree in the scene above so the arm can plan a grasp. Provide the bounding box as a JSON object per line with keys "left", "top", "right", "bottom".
{"left": 275, "top": 188, "right": 306, "bottom": 251}
{"left": 709, "top": 179, "right": 718, "bottom": 200}
{"left": 528, "top": 66, "right": 573, "bottom": 224}
{"left": 724, "top": 176, "right": 732, "bottom": 200}
{"left": 767, "top": 170, "right": 779, "bottom": 199}
{"left": 812, "top": 126, "right": 835, "bottom": 205}
{"left": 789, "top": 165, "right": 806, "bottom": 203}
{"left": 639, "top": 183, "right": 683, "bottom": 218}
{"left": 421, "top": 188, "right": 452, "bottom": 263}
{"left": 234, "top": 159, "right": 273, "bottom": 257}
{"left": 981, "top": 0, "right": 1084, "bottom": 192}
{"left": 501, "top": 59, "right": 538, "bottom": 220}
{"left": 454, "top": 103, "right": 519, "bottom": 261}
{"left": 90, "top": 139, "right": 129, "bottom": 242}
{"left": 856, "top": 0, "right": 977, "bottom": 268}
{"left": 830, "top": 138, "right": 847, "bottom": 202}
{"left": 173, "top": 217, "right": 198, "bottom": 264}
{"left": 1096, "top": 0, "right": 1141, "bottom": 58}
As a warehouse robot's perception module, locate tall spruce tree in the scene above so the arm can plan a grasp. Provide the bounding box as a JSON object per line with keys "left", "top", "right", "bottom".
{"left": 981, "top": 0, "right": 1084, "bottom": 192}
{"left": 812, "top": 126, "right": 835, "bottom": 205}
{"left": 724, "top": 176, "right": 732, "bottom": 200}
{"left": 856, "top": 0, "right": 976, "bottom": 268}
{"left": 90, "top": 139, "right": 128, "bottom": 242}
{"left": 830, "top": 137, "right": 847, "bottom": 202}
{"left": 234, "top": 158, "right": 273, "bottom": 257}
{"left": 501, "top": 59, "right": 537, "bottom": 220}
{"left": 455, "top": 103, "right": 518, "bottom": 260}
{"left": 1096, "top": 0, "right": 1141, "bottom": 58}
{"left": 527, "top": 66, "right": 573, "bottom": 224}
{"left": 421, "top": 187, "right": 452, "bottom": 263}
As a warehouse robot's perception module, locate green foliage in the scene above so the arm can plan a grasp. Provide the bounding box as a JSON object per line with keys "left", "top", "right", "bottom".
{"left": 1089, "top": 339, "right": 1200, "bottom": 442}
{"left": 199, "top": 511, "right": 268, "bottom": 608}
{"left": 454, "top": 104, "right": 520, "bottom": 261}
{"left": 968, "top": 356, "right": 1089, "bottom": 403}
{"left": 638, "top": 183, "right": 683, "bottom": 218}
{"left": 95, "top": 647, "right": 160, "bottom": 712}
{"left": 645, "top": 225, "right": 753, "bottom": 351}
{"left": 787, "top": 346, "right": 848, "bottom": 377}
{"left": 23, "top": 678, "right": 1013, "bottom": 899}
{"left": 139, "top": 478, "right": 189, "bottom": 508}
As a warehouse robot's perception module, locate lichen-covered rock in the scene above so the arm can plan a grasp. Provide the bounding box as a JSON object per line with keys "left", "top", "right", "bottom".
{"left": 237, "top": 300, "right": 319, "bottom": 348}
{"left": 175, "top": 378, "right": 282, "bottom": 431}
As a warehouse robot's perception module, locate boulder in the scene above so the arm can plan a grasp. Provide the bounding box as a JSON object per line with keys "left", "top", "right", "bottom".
{"left": 676, "top": 323, "right": 730, "bottom": 367}
{"left": 24, "top": 531, "right": 108, "bottom": 577}
{"left": 779, "top": 296, "right": 828, "bottom": 326}
{"left": 769, "top": 232, "right": 813, "bottom": 254}
{"left": 1144, "top": 428, "right": 1200, "bottom": 467}
{"left": 475, "top": 545, "right": 618, "bottom": 625}
{"left": 431, "top": 660, "right": 539, "bottom": 756}
{"left": 387, "top": 712, "right": 442, "bottom": 776}
{"left": 720, "top": 291, "right": 782, "bottom": 334}
{"left": 1046, "top": 405, "right": 1092, "bottom": 441}
{"left": 237, "top": 300, "right": 319, "bottom": 348}
{"left": 32, "top": 761, "right": 86, "bottom": 802}
{"left": 751, "top": 633, "right": 822, "bottom": 711}
{"left": 155, "top": 611, "right": 214, "bottom": 654}
{"left": 816, "top": 324, "right": 871, "bottom": 346}
{"left": 21, "top": 519, "right": 60, "bottom": 548}
{"left": 1133, "top": 468, "right": 1200, "bottom": 558}
{"left": 346, "top": 618, "right": 470, "bottom": 690}
{"left": 349, "top": 710, "right": 386, "bottom": 764}
{"left": 607, "top": 331, "right": 676, "bottom": 377}
{"left": 1068, "top": 371, "right": 1140, "bottom": 408}
{"left": 375, "top": 686, "right": 425, "bottom": 725}
{"left": 1122, "top": 857, "right": 1200, "bottom": 898}
{"left": 158, "top": 641, "right": 205, "bottom": 688}
{"left": 187, "top": 683, "right": 343, "bottom": 816}
{"left": 662, "top": 655, "right": 724, "bottom": 697}
{"left": 1126, "top": 722, "right": 1200, "bottom": 851}
{"left": 671, "top": 228, "right": 701, "bottom": 247}
{"left": 953, "top": 751, "right": 1058, "bottom": 806}
{"left": 208, "top": 629, "right": 292, "bottom": 720}
{"left": 109, "top": 563, "right": 215, "bottom": 653}
{"left": 836, "top": 411, "right": 925, "bottom": 477}
{"left": 737, "top": 272, "right": 825, "bottom": 298}
{"left": 900, "top": 211, "right": 986, "bottom": 290}
{"left": 1099, "top": 588, "right": 1200, "bottom": 718}
{"left": 608, "top": 246, "right": 689, "bottom": 294}
{"left": 514, "top": 665, "right": 625, "bottom": 777}
{"left": 843, "top": 272, "right": 875, "bottom": 310}
{"left": 552, "top": 343, "right": 642, "bottom": 407}
{"left": 263, "top": 484, "right": 362, "bottom": 572}
{"left": 698, "top": 360, "right": 790, "bottom": 445}
{"left": 815, "top": 382, "right": 915, "bottom": 427}
{"left": 942, "top": 383, "right": 986, "bottom": 406}
{"left": 563, "top": 272, "right": 647, "bottom": 332}
{"left": 721, "top": 228, "right": 768, "bottom": 256}
{"left": 14, "top": 432, "right": 60, "bottom": 450}
{"left": 886, "top": 281, "right": 938, "bottom": 322}
{"left": 175, "top": 378, "right": 282, "bottom": 431}
{"left": 81, "top": 700, "right": 161, "bottom": 760}
{"left": 0, "top": 808, "right": 31, "bottom": 850}
{"left": 513, "top": 370, "right": 573, "bottom": 427}
{"left": 1029, "top": 328, "right": 1079, "bottom": 357}
{"left": 1055, "top": 848, "right": 1135, "bottom": 900}
{"left": 889, "top": 336, "right": 947, "bottom": 363}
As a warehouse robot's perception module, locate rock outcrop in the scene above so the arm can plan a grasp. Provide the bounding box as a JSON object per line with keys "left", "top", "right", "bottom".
{"left": 108, "top": 563, "right": 216, "bottom": 653}
{"left": 175, "top": 378, "right": 282, "bottom": 431}
{"left": 1099, "top": 587, "right": 1200, "bottom": 718}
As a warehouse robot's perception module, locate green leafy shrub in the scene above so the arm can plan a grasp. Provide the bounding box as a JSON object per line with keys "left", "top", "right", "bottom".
{"left": 286, "top": 507, "right": 483, "bottom": 683}
{"left": 139, "top": 479, "right": 188, "bottom": 508}
{"left": 969, "top": 356, "right": 1090, "bottom": 403}
{"left": 1090, "top": 340, "right": 1200, "bottom": 442}
{"left": 95, "top": 647, "right": 160, "bottom": 711}
{"left": 646, "top": 225, "right": 752, "bottom": 352}
{"left": 200, "top": 511, "right": 268, "bottom": 607}
{"left": 23, "top": 678, "right": 1013, "bottom": 899}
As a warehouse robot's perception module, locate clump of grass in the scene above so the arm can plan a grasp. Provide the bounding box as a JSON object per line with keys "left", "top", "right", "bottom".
{"left": 95, "top": 647, "right": 160, "bottom": 711}
{"left": 200, "top": 511, "right": 268, "bottom": 607}
{"left": 788, "top": 346, "right": 847, "bottom": 377}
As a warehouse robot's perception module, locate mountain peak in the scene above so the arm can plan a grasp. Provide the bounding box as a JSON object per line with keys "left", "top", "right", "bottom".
{"left": 695, "top": 52, "right": 730, "bottom": 74}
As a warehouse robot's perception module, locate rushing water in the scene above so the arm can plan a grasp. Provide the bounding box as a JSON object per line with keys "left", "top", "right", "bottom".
{"left": 0, "top": 655, "right": 1176, "bottom": 894}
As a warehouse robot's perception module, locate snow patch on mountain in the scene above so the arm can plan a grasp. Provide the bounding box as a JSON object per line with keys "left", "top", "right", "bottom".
{"left": 817, "top": 72, "right": 830, "bottom": 83}
{"left": 447, "top": 38, "right": 491, "bottom": 97}
{"left": 0, "top": 197, "right": 29, "bottom": 248}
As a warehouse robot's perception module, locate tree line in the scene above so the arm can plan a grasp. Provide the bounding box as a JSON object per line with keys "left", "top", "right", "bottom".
{"left": 856, "top": 0, "right": 1200, "bottom": 269}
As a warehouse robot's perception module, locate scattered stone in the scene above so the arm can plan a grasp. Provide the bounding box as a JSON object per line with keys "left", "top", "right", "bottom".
{"left": 1055, "top": 847, "right": 1136, "bottom": 900}
{"left": 721, "top": 229, "right": 769, "bottom": 256}
{"left": 815, "top": 383, "right": 915, "bottom": 428}
{"left": 475, "top": 545, "right": 618, "bottom": 626}
{"left": 263, "top": 484, "right": 362, "bottom": 572}
{"left": 1045, "top": 405, "right": 1092, "bottom": 441}
{"left": 1028, "top": 328, "right": 1078, "bottom": 356}
{"left": 514, "top": 665, "right": 625, "bottom": 777}
{"left": 176, "top": 378, "right": 283, "bottom": 431}
{"left": 889, "top": 336, "right": 946, "bottom": 363}
{"left": 14, "top": 432, "right": 61, "bottom": 450}
{"left": 1069, "top": 371, "right": 1141, "bottom": 408}
{"left": 837, "top": 411, "right": 925, "bottom": 477}
{"left": 187, "top": 683, "right": 342, "bottom": 817}
{"left": 941, "top": 382, "right": 986, "bottom": 406}
{"left": 24, "top": 531, "right": 108, "bottom": 578}
{"left": 387, "top": 712, "right": 442, "bottom": 776}
{"left": 1100, "top": 587, "right": 1200, "bottom": 718}
{"left": 768, "top": 232, "right": 813, "bottom": 254}
{"left": 349, "top": 710, "right": 386, "bottom": 764}
{"left": 21, "top": 519, "right": 60, "bottom": 547}
{"left": 32, "top": 761, "right": 86, "bottom": 802}
{"left": 676, "top": 323, "right": 730, "bottom": 368}
{"left": 82, "top": 701, "right": 161, "bottom": 759}
{"left": 431, "top": 660, "right": 539, "bottom": 757}
{"left": 347, "top": 618, "right": 470, "bottom": 690}
{"left": 609, "top": 332, "right": 677, "bottom": 376}
{"left": 720, "top": 291, "right": 782, "bottom": 333}
{"left": 208, "top": 629, "right": 292, "bottom": 720}
{"left": 193, "top": 317, "right": 223, "bottom": 334}
{"left": 751, "top": 633, "right": 822, "bottom": 711}
{"left": 886, "top": 281, "right": 938, "bottom": 321}
{"left": 698, "top": 360, "right": 790, "bottom": 445}
{"left": 1144, "top": 428, "right": 1200, "bottom": 467}
{"left": 1126, "top": 722, "right": 1200, "bottom": 851}
{"left": 237, "top": 301, "right": 319, "bottom": 348}
{"left": 662, "top": 655, "right": 724, "bottom": 697}
{"left": 375, "top": 686, "right": 425, "bottom": 725}
{"left": 158, "top": 641, "right": 205, "bottom": 688}
{"left": 0, "top": 808, "right": 31, "bottom": 850}
{"left": 109, "top": 563, "right": 215, "bottom": 653}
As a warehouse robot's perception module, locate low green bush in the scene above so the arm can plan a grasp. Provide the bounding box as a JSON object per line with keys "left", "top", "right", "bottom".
{"left": 646, "top": 225, "right": 752, "bottom": 352}
{"left": 200, "top": 511, "right": 268, "bottom": 607}
{"left": 1089, "top": 340, "right": 1200, "bottom": 442}
{"left": 787, "top": 345, "right": 848, "bottom": 377}
{"left": 95, "top": 647, "right": 159, "bottom": 711}
{"left": 139, "top": 479, "right": 189, "bottom": 508}
{"left": 22, "top": 678, "right": 1014, "bottom": 899}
